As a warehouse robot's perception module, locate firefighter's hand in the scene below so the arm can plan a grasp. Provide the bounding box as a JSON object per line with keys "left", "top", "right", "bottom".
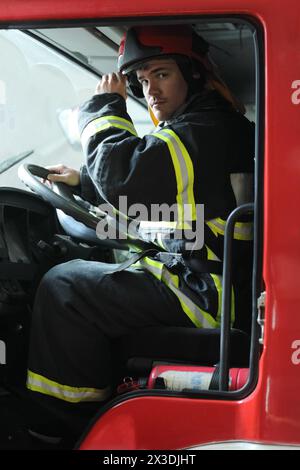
{"left": 45, "top": 164, "right": 80, "bottom": 186}
{"left": 95, "top": 73, "right": 127, "bottom": 100}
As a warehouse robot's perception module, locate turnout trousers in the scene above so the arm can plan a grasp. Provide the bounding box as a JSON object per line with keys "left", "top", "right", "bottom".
{"left": 26, "top": 259, "right": 194, "bottom": 437}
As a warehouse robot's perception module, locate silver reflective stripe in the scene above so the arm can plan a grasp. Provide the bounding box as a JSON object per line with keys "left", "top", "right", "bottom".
{"left": 81, "top": 115, "right": 137, "bottom": 146}
{"left": 139, "top": 221, "right": 177, "bottom": 230}
{"left": 27, "top": 370, "right": 111, "bottom": 403}
{"left": 139, "top": 257, "right": 218, "bottom": 328}
{"left": 156, "top": 232, "right": 167, "bottom": 250}
{"left": 139, "top": 220, "right": 195, "bottom": 249}
{"left": 206, "top": 217, "right": 253, "bottom": 241}
{"left": 139, "top": 220, "right": 176, "bottom": 243}
{"left": 138, "top": 219, "right": 192, "bottom": 248}
{"left": 162, "top": 267, "right": 216, "bottom": 328}
{"left": 139, "top": 220, "right": 191, "bottom": 231}
{"left": 152, "top": 129, "right": 196, "bottom": 223}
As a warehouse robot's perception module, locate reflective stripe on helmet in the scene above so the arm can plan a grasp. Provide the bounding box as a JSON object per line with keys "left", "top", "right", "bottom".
{"left": 27, "top": 370, "right": 111, "bottom": 403}
{"left": 81, "top": 115, "right": 137, "bottom": 147}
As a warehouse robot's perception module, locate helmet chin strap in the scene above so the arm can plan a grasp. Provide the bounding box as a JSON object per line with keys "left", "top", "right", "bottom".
{"left": 148, "top": 105, "right": 159, "bottom": 126}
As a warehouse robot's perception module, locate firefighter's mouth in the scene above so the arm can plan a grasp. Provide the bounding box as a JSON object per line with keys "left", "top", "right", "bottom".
{"left": 152, "top": 101, "right": 166, "bottom": 108}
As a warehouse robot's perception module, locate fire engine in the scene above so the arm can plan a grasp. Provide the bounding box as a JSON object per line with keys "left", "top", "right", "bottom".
{"left": 0, "top": 0, "right": 300, "bottom": 451}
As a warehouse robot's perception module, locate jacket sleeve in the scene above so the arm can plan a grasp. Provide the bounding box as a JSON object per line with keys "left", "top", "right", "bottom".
{"left": 78, "top": 93, "right": 177, "bottom": 213}
{"left": 78, "top": 164, "right": 106, "bottom": 206}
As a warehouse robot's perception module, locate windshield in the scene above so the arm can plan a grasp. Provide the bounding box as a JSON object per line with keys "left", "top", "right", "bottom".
{"left": 0, "top": 23, "right": 255, "bottom": 189}
{"left": 0, "top": 28, "right": 152, "bottom": 188}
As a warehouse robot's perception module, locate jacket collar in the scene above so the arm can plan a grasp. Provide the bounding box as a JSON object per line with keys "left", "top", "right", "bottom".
{"left": 159, "top": 90, "right": 232, "bottom": 127}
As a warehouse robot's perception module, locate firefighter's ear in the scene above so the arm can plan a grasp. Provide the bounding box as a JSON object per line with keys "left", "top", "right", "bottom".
{"left": 127, "top": 72, "right": 144, "bottom": 98}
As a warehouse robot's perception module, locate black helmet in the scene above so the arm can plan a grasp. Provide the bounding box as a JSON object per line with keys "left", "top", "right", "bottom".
{"left": 118, "top": 25, "right": 210, "bottom": 98}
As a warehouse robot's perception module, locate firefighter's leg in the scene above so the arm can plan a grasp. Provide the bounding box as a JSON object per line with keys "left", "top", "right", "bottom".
{"left": 26, "top": 259, "right": 193, "bottom": 442}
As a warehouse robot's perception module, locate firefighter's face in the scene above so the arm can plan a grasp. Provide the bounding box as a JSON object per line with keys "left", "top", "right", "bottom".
{"left": 136, "top": 59, "right": 188, "bottom": 121}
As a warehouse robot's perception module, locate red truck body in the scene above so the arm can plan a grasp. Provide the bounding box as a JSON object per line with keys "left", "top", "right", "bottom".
{"left": 1, "top": 0, "right": 300, "bottom": 449}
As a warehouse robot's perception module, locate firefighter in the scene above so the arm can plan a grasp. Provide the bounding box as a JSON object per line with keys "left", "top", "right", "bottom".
{"left": 26, "top": 25, "right": 254, "bottom": 444}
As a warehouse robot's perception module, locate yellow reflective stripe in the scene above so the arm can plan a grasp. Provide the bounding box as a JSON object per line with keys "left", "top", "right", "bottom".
{"left": 163, "top": 269, "right": 218, "bottom": 328}
{"left": 206, "top": 217, "right": 253, "bottom": 241}
{"left": 206, "top": 245, "right": 220, "bottom": 262}
{"left": 140, "top": 257, "right": 218, "bottom": 328}
{"left": 206, "top": 245, "right": 222, "bottom": 323}
{"left": 176, "top": 220, "right": 192, "bottom": 229}
{"left": 206, "top": 220, "right": 218, "bottom": 237}
{"left": 206, "top": 245, "right": 234, "bottom": 325}
{"left": 152, "top": 132, "right": 184, "bottom": 221}
{"left": 232, "top": 220, "right": 253, "bottom": 241}
{"left": 140, "top": 256, "right": 163, "bottom": 281}
{"left": 81, "top": 115, "right": 137, "bottom": 146}
{"left": 152, "top": 129, "right": 196, "bottom": 222}
{"left": 127, "top": 244, "right": 143, "bottom": 254}
{"left": 163, "top": 129, "right": 196, "bottom": 219}
{"left": 27, "top": 370, "right": 110, "bottom": 403}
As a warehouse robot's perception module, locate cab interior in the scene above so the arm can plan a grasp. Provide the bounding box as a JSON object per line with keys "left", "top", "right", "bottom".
{"left": 0, "top": 17, "right": 262, "bottom": 449}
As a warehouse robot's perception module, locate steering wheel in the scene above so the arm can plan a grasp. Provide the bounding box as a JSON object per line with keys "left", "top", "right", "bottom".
{"left": 18, "top": 163, "right": 154, "bottom": 251}
{"left": 18, "top": 163, "right": 102, "bottom": 230}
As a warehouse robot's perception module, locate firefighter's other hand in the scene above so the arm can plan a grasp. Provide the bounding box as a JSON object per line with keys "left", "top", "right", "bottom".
{"left": 46, "top": 164, "right": 80, "bottom": 186}
{"left": 95, "top": 73, "right": 127, "bottom": 100}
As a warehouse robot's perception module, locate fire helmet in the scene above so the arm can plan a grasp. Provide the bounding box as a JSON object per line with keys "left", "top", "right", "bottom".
{"left": 118, "top": 25, "right": 245, "bottom": 113}
{"left": 118, "top": 25, "right": 210, "bottom": 98}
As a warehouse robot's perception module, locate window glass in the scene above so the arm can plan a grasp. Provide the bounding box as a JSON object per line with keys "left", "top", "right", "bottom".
{"left": 0, "top": 29, "right": 151, "bottom": 188}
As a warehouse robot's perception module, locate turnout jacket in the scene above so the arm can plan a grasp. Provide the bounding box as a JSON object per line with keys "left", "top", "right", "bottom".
{"left": 78, "top": 91, "right": 254, "bottom": 331}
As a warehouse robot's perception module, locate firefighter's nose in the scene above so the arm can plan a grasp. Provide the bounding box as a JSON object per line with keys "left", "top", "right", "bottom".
{"left": 147, "top": 79, "right": 159, "bottom": 97}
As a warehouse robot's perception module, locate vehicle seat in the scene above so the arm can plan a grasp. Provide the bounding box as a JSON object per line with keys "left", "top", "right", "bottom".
{"left": 113, "top": 327, "right": 250, "bottom": 380}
